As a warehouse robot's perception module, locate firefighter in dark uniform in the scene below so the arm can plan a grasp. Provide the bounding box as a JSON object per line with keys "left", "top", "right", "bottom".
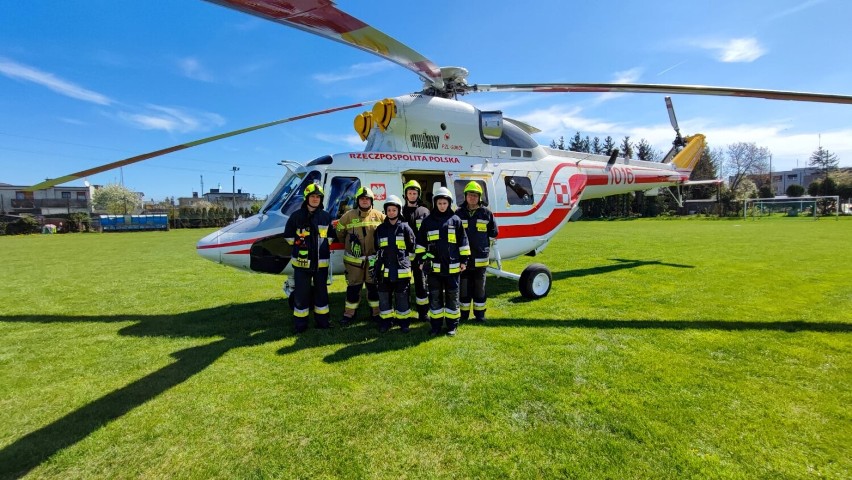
{"left": 456, "top": 181, "right": 498, "bottom": 323}
{"left": 283, "top": 182, "right": 332, "bottom": 332}
{"left": 335, "top": 186, "right": 385, "bottom": 325}
{"left": 415, "top": 187, "right": 470, "bottom": 336}
{"left": 372, "top": 195, "right": 416, "bottom": 333}
{"left": 401, "top": 179, "right": 431, "bottom": 322}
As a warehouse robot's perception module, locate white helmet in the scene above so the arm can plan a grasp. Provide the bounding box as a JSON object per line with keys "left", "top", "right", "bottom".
{"left": 384, "top": 195, "right": 403, "bottom": 214}
{"left": 433, "top": 186, "right": 453, "bottom": 205}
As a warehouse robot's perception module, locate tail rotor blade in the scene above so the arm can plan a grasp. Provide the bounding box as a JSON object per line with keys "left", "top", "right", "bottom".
{"left": 665, "top": 96, "right": 679, "bottom": 132}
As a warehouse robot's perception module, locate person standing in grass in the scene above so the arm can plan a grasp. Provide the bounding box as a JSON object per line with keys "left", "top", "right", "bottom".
{"left": 415, "top": 186, "right": 470, "bottom": 336}
{"left": 372, "top": 195, "right": 416, "bottom": 333}
{"left": 401, "top": 179, "right": 431, "bottom": 322}
{"left": 335, "top": 186, "right": 385, "bottom": 326}
{"left": 456, "top": 181, "right": 498, "bottom": 323}
{"left": 283, "top": 182, "right": 332, "bottom": 332}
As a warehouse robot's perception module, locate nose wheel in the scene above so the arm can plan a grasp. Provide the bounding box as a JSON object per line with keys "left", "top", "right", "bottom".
{"left": 519, "top": 263, "right": 552, "bottom": 299}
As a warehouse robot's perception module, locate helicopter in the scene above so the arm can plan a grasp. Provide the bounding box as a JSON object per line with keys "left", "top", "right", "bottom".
{"left": 27, "top": 0, "right": 852, "bottom": 299}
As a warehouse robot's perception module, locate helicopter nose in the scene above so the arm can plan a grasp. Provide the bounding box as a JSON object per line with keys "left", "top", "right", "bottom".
{"left": 196, "top": 230, "right": 222, "bottom": 264}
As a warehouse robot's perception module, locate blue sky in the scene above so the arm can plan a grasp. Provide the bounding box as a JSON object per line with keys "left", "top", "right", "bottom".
{"left": 2, "top": 0, "right": 850, "bottom": 200}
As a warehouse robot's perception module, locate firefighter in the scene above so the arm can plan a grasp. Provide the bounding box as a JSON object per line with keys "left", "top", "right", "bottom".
{"left": 415, "top": 186, "right": 470, "bottom": 336}
{"left": 282, "top": 182, "right": 332, "bottom": 332}
{"left": 373, "top": 195, "right": 416, "bottom": 333}
{"left": 335, "top": 185, "right": 385, "bottom": 326}
{"left": 401, "top": 179, "right": 431, "bottom": 322}
{"left": 456, "top": 181, "right": 498, "bottom": 323}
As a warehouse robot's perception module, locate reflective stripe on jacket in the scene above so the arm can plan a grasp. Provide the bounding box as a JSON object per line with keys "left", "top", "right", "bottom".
{"left": 283, "top": 203, "right": 331, "bottom": 271}
{"left": 415, "top": 210, "right": 470, "bottom": 276}
{"left": 456, "top": 205, "right": 498, "bottom": 268}
{"left": 374, "top": 218, "right": 416, "bottom": 283}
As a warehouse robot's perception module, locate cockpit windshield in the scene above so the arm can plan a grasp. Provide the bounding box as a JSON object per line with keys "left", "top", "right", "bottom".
{"left": 262, "top": 168, "right": 321, "bottom": 216}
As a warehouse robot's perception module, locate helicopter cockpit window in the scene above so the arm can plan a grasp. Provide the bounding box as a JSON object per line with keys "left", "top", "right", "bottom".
{"left": 327, "top": 176, "right": 361, "bottom": 220}
{"left": 505, "top": 176, "right": 534, "bottom": 205}
{"left": 487, "top": 120, "right": 538, "bottom": 149}
{"left": 263, "top": 170, "right": 304, "bottom": 214}
{"left": 277, "top": 170, "right": 321, "bottom": 217}
{"left": 453, "top": 179, "right": 489, "bottom": 207}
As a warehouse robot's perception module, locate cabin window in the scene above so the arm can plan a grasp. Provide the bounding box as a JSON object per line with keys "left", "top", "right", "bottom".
{"left": 505, "top": 176, "right": 534, "bottom": 205}
{"left": 453, "top": 179, "right": 489, "bottom": 207}
{"left": 327, "top": 176, "right": 361, "bottom": 220}
{"left": 488, "top": 121, "right": 538, "bottom": 149}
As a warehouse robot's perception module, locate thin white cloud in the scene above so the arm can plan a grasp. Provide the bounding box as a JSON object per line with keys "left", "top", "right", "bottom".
{"left": 517, "top": 105, "right": 622, "bottom": 141}
{"left": 657, "top": 60, "right": 687, "bottom": 76}
{"left": 312, "top": 61, "right": 395, "bottom": 84}
{"left": 693, "top": 38, "right": 766, "bottom": 63}
{"left": 0, "top": 57, "right": 113, "bottom": 105}
{"left": 524, "top": 104, "right": 852, "bottom": 170}
{"left": 315, "top": 132, "right": 364, "bottom": 149}
{"left": 594, "top": 68, "right": 643, "bottom": 104}
{"left": 177, "top": 57, "right": 214, "bottom": 82}
{"left": 118, "top": 105, "right": 225, "bottom": 134}
{"left": 766, "top": 0, "right": 826, "bottom": 22}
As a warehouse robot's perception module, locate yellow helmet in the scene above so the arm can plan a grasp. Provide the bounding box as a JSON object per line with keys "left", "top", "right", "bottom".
{"left": 464, "top": 181, "right": 483, "bottom": 197}
{"left": 356, "top": 186, "right": 375, "bottom": 199}
{"left": 355, "top": 186, "right": 375, "bottom": 204}
{"left": 403, "top": 179, "right": 422, "bottom": 195}
{"left": 303, "top": 182, "right": 324, "bottom": 199}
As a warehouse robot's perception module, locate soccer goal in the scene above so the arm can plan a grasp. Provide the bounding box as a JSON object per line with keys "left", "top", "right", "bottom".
{"left": 743, "top": 196, "right": 839, "bottom": 219}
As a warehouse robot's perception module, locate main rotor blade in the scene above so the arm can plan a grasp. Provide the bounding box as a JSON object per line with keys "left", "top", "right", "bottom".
{"left": 27, "top": 101, "right": 374, "bottom": 191}
{"left": 205, "top": 0, "right": 444, "bottom": 89}
{"left": 472, "top": 83, "right": 852, "bottom": 104}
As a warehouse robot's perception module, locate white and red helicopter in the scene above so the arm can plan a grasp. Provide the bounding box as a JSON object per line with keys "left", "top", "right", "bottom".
{"left": 29, "top": 0, "right": 852, "bottom": 299}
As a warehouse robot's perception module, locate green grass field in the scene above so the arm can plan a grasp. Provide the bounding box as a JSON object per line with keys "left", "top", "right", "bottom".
{"left": 1, "top": 218, "right": 850, "bottom": 479}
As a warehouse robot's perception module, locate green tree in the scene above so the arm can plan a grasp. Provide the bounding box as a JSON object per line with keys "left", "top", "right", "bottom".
{"left": 549, "top": 136, "right": 566, "bottom": 150}
{"left": 687, "top": 146, "right": 721, "bottom": 200}
{"left": 591, "top": 137, "right": 602, "bottom": 154}
{"left": 620, "top": 136, "right": 633, "bottom": 159}
{"left": 635, "top": 138, "right": 656, "bottom": 161}
{"left": 786, "top": 184, "right": 805, "bottom": 197}
{"left": 568, "top": 132, "right": 584, "bottom": 152}
{"left": 602, "top": 136, "right": 616, "bottom": 155}
{"left": 92, "top": 184, "right": 142, "bottom": 214}
{"left": 809, "top": 146, "right": 839, "bottom": 179}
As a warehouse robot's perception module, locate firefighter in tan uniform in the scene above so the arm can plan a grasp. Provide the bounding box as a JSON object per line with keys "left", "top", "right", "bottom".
{"left": 335, "top": 186, "right": 385, "bottom": 325}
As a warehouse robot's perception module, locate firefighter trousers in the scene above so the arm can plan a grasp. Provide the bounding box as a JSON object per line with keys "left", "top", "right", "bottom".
{"left": 291, "top": 268, "right": 330, "bottom": 331}
{"left": 460, "top": 267, "right": 487, "bottom": 321}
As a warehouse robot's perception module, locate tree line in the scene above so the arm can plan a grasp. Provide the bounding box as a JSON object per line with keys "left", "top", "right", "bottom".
{"left": 550, "top": 131, "right": 850, "bottom": 218}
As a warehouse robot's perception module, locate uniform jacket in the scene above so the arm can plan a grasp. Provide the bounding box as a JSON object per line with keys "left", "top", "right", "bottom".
{"left": 455, "top": 205, "right": 498, "bottom": 268}
{"left": 402, "top": 202, "right": 430, "bottom": 234}
{"left": 283, "top": 202, "right": 331, "bottom": 271}
{"left": 336, "top": 207, "right": 384, "bottom": 271}
{"left": 415, "top": 208, "right": 471, "bottom": 275}
{"left": 373, "top": 218, "right": 416, "bottom": 283}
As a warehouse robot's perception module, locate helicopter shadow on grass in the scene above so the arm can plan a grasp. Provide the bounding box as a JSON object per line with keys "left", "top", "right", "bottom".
{"left": 0, "top": 299, "right": 289, "bottom": 478}
{"left": 469, "top": 317, "right": 852, "bottom": 333}
{"left": 488, "top": 257, "right": 695, "bottom": 303}
{"left": 276, "top": 296, "right": 441, "bottom": 364}
{"left": 0, "top": 292, "right": 442, "bottom": 477}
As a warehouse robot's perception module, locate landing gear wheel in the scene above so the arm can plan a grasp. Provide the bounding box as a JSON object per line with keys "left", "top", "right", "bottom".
{"left": 519, "top": 263, "right": 552, "bottom": 299}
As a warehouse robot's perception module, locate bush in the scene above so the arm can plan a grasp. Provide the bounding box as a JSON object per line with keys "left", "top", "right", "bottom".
{"left": 786, "top": 184, "right": 805, "bottom": 197}
{"left": 5, "top": 215, "right": 41, "bottom": 235}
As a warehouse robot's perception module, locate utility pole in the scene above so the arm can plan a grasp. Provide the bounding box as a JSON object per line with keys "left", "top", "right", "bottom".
{"left": 231, "top": 166, "right": 240, "bottom": 222}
